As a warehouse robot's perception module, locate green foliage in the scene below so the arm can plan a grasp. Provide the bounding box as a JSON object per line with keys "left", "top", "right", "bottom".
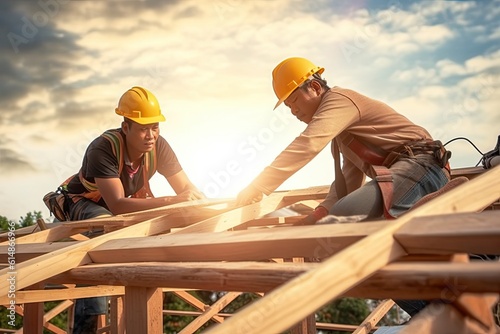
{"left": 19, "top": 211, "right": 42, "bottom": 228}
{"left": 43, "top": 301, "right": 68, "bottom": 334}
{"left": 316, "top": 298, "right": 370, "bottom": 334}
{"left": 0, "top": 304, "right": 23, "bottom": 330}
{"left": 0, "top": 211, "right": 41, "bottom": 232}
{"left": 0, "top": 215, "right": 15, "bottom": 232}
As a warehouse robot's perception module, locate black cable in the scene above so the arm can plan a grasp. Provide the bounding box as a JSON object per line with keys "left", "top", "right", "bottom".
{"left": 443, "top": 136, "right": 484, "bottom": 155}
{"left": 443, "top": 136, "right": 485, "bottom": 167}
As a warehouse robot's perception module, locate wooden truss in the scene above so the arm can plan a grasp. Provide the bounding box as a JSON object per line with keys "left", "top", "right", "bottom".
{"left": 0, "top": 166, "right": 499, "bottom": 333}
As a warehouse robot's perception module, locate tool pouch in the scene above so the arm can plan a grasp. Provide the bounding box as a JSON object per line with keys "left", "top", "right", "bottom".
{"left": 43, "top": 188, "right": 70, "bottom": 221}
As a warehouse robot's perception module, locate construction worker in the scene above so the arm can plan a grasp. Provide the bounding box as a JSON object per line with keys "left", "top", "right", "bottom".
{"left": 45, "top": 86, "right": 205, "bottom": 333}
{"left": 236, "top": 57, "right": 452, "bottom": 317}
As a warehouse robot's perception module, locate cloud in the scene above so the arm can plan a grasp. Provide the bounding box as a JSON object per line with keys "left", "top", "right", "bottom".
{"left": 0, "top": 2, "right": 86, "bottom": 126}
{"left": 0, "top": 148, "right": 36, "bottom": 174}
{"left": 0, "top": 0, "right": 498, "bottom": 221}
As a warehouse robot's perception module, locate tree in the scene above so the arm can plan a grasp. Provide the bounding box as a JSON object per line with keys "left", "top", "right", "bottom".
{"left": 0, "top": 211, "right": 48, "bottom": 332}
{"left": 316, "top": 298, "right": 370, "bottom": 334}
{"left": 19, "top": 211, "right": 42, "bottom": 228}
{"left": 0, "top": 215, "right": 14, "bottom": 232}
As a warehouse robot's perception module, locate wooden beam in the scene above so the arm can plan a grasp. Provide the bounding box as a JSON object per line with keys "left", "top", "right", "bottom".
{"left": 110, "top": 296, "right": 125, "bottom": 334}
{"left": 22, "top": 283, "right": 44, "bottom": 334}
{"left": 124, "top": 286, "right": 163, "bottom": 333}
{"left": 0, "top": 285, "right": 124, "bottom": 305}
{"left": 394, "top": 211, "right": 500, "bottom": 255}
{"left": 399, "top": 295, "right": 499, "bottom": 334}
{"left": 452, "top": 293, "right": 498, "bottom": 330}
{"left": 86, "top": 210, "right": 499, "bottom": 264}
{"left": 0, "top": 212, "right": 171, "bottom": 295}
{"left": 349, "top": 262, "right": 500, "bottom": 299}
{"left": 0, "top": 241, "right": 78, "bottom": 263}
{"left": 277, "top": 185, "right": 330, "bottom": 206}
{"left": 353, "top": 299, "right": 395, "bottom": 334}
{"left": 173, "top": 291, "right": 225, "bottom": 324}
{"left": 168, "top": 192, "right": 287, "bottom": 235}
{"left": 204, "top": 165, "right": 500, "bottom": 334}
{"left": 2, "top": 198, "right": 230, "bottom": 246}
{"left": 43, "top": 299, "right": 73, "bottom": 323}
{"left": 287, "top": 257, "right": 316, "bottom": 334}
{"left": 88, "top": 222, "right": 385, "bottom": 263}
{"left": 0, "top": 197, "right": 233, "bottom": 295}
{"left": 178, "top": 292, "right": 241, "bottom": 334}
{"left": 450, "top": 166, "right": 486, "bottom": 180}
{"left": 48, "top": 261, "right": 500, "bottom": 300}
{"left": 2, "top": 217, "right": 130, "bottom": 245}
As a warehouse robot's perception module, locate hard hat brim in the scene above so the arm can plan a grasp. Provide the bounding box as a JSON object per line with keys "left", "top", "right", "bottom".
{"left": 121, "top": 113, "right": 166, "bottom": 125}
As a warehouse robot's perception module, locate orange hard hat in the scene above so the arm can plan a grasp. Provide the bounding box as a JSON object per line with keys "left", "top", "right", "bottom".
{"left": 272, "top": 57, "right": 324, "bottom": 109}
{"left": 115, "top": 86, "right": 166, "bottom": 124}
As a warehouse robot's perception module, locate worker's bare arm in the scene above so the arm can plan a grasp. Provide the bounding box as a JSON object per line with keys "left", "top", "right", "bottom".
{"left": 94, "top": 177, "right": 196, "bottom": 215}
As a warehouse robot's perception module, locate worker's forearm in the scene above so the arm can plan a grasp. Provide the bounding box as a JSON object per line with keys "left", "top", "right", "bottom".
{"left": 108, "top": 196, "right": 178, "bottom": 215}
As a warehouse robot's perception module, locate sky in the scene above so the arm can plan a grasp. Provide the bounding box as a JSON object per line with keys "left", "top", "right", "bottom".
{"left": 0, "top": 0, "right": 499, "bottom": 222}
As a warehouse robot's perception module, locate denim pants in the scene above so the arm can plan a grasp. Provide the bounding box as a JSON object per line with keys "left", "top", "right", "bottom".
{"left": 329, "top": 155, "right": 449, "bottom": 318}
{"left": 68, "top": 198, "right": 112, "bottom": 333}
{"left": 330, "top": 154, "right": 449, "bottom": 219}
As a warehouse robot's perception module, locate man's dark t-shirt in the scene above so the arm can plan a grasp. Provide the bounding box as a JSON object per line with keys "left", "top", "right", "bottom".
{"left": 66, "top": 129, "right": 182, "bottom": 208}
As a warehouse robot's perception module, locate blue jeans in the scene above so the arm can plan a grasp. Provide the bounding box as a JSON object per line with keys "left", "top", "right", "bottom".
{"left": 329, "top": 155, "right": 449, "bottom": 318}
{"left": 68, "top": 198, "right": 111, "bottom": 333}
{"left": 330, "top": 154, "right": 449, "bottom": 219}
{"left": 73, "top": 297, "right": 108, "bottom": 334}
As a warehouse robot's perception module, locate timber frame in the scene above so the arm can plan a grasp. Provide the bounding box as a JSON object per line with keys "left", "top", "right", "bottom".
{"left": 0, "top": 165, "right": 499, "bottom": 333}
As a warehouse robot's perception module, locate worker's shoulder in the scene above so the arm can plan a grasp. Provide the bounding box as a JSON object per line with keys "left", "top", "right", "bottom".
{"left": 329, "top": 86, "right": 369, "bottom": 100}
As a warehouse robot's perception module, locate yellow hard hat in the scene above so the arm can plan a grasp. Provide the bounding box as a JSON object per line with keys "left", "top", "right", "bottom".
{"left": 272, "top": 57, "right": 324, "bottom": 109}
{"left": 115, "top": 86, "right": 166, "bottom": 124}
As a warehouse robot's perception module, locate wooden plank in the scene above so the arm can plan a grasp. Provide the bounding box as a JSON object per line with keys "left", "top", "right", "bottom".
{"left": 350, "top": 262, "right": 500, "bottom": 299}
{"left": 0, "top": 285, "right": 124, "bottom": 305}
{"left": 450, "top": 166, "right": 485, "bottom": 180}
{"left": 353, "top": 299, "right": 395, "bottom": 334}
{"left": 2, "top": 198, "right": 230, "bottom": 246}
{"left": 452, "top": 293, "right": 498, "bottom": 330}
{"left": 233, "top": 216, "right": 305, "bottom": 230}
{"left": 50, "top": 261, "right": 314, "bottom": 292}
{"left": 287, "top": 258, "right": 316, "bottom": 334}
{"left": 0, "top": 198, "right": 229, "bottom": 295}
{"left": 399, "top": 297, "right": 499, "bottom": 334}
{"left": 43, "top": 299, "right": 73, "bottom": 323}
{"left": 124, "top": 286, "right": 163, "bottom": 333}
{"left": 48, "top": 261, "right": 500, "bottom": 299}
{"left": 204, "top": 165, "right": 500, "bottom": 334}
{"left": 0, "top": 241, "right": 78, "bottom": 263}
{"left": 168, "top": 192, "right": 287, "bottom": 235}
{"left": 173, "top": 291, "right": 225, "bottom": 323}
{"left": 394, "top": 211, "right": 500, "bottom": 255}
{"left": 179, "top": 292, "right": 240, "bottom": 334}
{"left": 2, "top": 217, "right": 129, "bottom": 245}
{"left": 110, "top": 296, "right": 125, "bottom": 334}
{"left": 88, "top": 222, "right": 386, "bottom": 263}
{"left": 22, "top": 284, "right": 44, "bottom": 334}
{"left": 0, "top": 209, "right": 186, "bottom": 296}
{"left": 278, "top": 185, "right": 330, "bottom": 206}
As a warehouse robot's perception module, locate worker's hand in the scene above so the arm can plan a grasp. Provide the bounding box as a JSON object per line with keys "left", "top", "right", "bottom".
{"left": 294, "top": 206, "right": 329, "bottom": 226}
{"left": 236, "top": 185, "right": 263, "bottom": 206}
{"left": 176, "top": 188, "right": 205, "bottom": 202}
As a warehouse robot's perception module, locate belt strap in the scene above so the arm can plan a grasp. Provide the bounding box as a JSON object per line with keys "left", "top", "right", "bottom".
{"left": 333, "top": 140, "right": 347, "bottom": 199}
{"left": 372, "top": 165, "right": 395, "bottom": 219}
